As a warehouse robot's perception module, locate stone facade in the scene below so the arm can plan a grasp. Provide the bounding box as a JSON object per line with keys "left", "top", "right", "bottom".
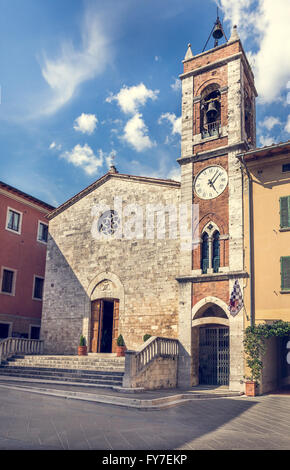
{"left": 177, "top": 29, "right": 257, "bottom": 391}
{"left": 42, "top": 26, "right": 259, "bottom": 393}
{"left": 41, "top": 175, "right": 180, "bottom": 355}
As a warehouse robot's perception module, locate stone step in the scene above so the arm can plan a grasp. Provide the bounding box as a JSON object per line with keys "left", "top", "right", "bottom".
{"left": 0, "top": 365, "right": 124, "bottom": 378}
{"left": 0, "top": 354, "right": 125, "bottom": 387}
{"left": 0, "top": 370, "right": 123, "bottom": 385}
{"left": 10, "top": 355, "right": 125, "bottom": 363}
{"left": 5, "top": 360, "right": 125, "bottom": 369}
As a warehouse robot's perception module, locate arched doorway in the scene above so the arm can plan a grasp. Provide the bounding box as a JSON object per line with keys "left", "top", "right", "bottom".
{"left": 199, "top": 325, "right": 229, "bottom": 385}
{"left": 192, "top": 300, "right": 230, "bottom": 386}
{"left": 91, "top": 298, "right": 119, "bottom": 353}
{"left": 87, "top": 273, "right": 124, "bottom": 354}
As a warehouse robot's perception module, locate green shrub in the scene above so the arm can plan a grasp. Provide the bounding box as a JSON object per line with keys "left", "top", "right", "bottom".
{"left": 117, "top": 334, "right": 125, "bottom": 346}
{"left": 79, "top": 335, "right": 86, "bottom": 347}
{"left": 143, "top": 334, "right": 151, "bottom": 342}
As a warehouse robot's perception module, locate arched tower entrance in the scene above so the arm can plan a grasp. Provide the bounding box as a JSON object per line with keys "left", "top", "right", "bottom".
{"left": 191, "top": 299, "right": 230, "bottom": 386}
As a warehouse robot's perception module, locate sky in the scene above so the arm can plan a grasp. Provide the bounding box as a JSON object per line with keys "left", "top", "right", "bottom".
{"left": 0, "top": 0, "right": 290, "bottom": 207}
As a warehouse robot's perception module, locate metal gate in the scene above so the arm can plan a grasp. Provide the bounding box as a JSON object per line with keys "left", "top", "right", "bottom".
{"left": 199, "top": 327, "right": 229, "bottom": 386}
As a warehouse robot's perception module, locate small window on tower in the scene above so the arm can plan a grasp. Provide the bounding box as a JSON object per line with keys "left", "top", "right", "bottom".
{"left": 245, "top": 91, "right": 253, "bottom": 144}
{"left": 200, "top": 84, "right": 221, "bottom": 139}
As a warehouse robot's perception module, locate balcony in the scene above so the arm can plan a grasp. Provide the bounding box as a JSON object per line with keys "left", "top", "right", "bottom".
{"left": 201, "top": 120, "right": 221, "bottom": 139}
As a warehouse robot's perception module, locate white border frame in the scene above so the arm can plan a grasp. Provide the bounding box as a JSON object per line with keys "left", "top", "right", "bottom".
{"left": 0, "top": 321, "right": 13, "bottom": 338}
{"left": 32, "top": 275, "right": 45, "bottom": 301}
{"left": 5, "top": 206, "right": 23, "bottom": 235}
{"left": 29, "top": 324, "right": 41, "bottom": 339}
{"left": 37, "top": 220, "right": 48, "bottom": 244}
{"left": 0, "top": 266, "right": 17, "bottom": 296}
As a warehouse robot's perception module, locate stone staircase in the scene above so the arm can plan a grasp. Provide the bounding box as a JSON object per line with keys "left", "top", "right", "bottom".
{"left": 0, "top": 354, "right": 125, "bottom": 388}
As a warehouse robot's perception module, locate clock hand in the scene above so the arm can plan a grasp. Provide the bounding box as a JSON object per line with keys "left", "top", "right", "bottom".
{"left": 209, "top": 170, "right": 219, "bottom": 184}
{"left": 212, "top": 172, "right": 222, "bottom": 184}
{"left": 208, "top": 179, "right": 218, "bottom": 193}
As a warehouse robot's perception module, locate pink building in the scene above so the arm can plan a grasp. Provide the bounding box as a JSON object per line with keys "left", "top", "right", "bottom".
{"left": 0, "top": 181, "right": 54, "bottom": 339}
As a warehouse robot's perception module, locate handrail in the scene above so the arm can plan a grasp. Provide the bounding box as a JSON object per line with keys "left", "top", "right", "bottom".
{"left": 135, "top": 336, "right": 179, "bottom": 374}
{"left": 0, "top": 337, "right": 44, "bottom": 364}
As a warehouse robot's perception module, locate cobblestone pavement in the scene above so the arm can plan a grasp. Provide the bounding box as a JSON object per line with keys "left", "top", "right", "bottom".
{"left": 0, "top": 387, "right": 289, "bottom": 450}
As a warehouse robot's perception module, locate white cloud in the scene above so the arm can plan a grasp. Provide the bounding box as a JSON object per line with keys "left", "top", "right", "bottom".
{"left": 105, "top": 149, "right": 117, "bottom": 169}
{"left": 49, "top": 141, "right": 62, "bottom": 151}
{"left": 167, "top": 167, "right": 181, "bottom": 182}
{"left": 154, "top": 56, "right": 160, "bottom": 62}
{"left": 106, "top": 83, "right": 159, "bottom": 114}
{"left": 216, "top": 0, "right": 290, "bottom": 103}
{"left": 170, "top": 78, "right": 181, "bottom": 92}
{"left": 260, "top": 116, "right": 282, "bottom": 131}
{"left": 73, "top": 113, "right": 98, "bottom": 135}
{"left": 61, "top": 144, "right": 104, "bottom": 175}
{"left": 128, "top": 151, "right": 181, "bottom": 182}
{"left": 40, "top": 9, "right": 111, "bottom": 115}
{"left": 122, "top": 113, "right": 156, "bottom": 152}
{"left": 159, "top": 113, "right": 182, "bottom": 135}
{"left": 259, "top": 135, "right": 276, "bottom": 147}
{"left": 285, "top": 116, "right": 290, "bottom": 134}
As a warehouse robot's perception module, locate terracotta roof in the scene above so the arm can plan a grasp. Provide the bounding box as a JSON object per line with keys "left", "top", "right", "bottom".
{"left": 48, "top": 171, "right": 181, "bottom": 220}
{"left": 237, "top": 140, "right": 290, "bottom": 163}
{"left": 0, "top": 180, "right": 55, "bottom": 211}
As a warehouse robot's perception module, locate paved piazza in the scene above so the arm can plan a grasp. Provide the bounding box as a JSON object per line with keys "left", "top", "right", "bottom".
{"left": 0, "top": 388, "right": 289, "bottom": 450}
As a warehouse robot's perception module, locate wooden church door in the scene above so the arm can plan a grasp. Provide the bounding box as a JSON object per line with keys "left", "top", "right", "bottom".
{"left": 90, "top": 299, "right": 119, "bottom": 353}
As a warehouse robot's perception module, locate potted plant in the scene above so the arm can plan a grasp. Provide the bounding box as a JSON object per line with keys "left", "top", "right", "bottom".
{"left": 78, "top": 335, "right": 87, "bottom": 356}
{"left": 243, "top": 326, "right": 265, "bottom": 396}
{"left": 143, "top": 334, "right": 151, "bottom": 342}
{"left": 116, "top": 334, "right": 126, "bottom": 357}
{"left": 244, "top": 377, "right": 258, "bottom": 397}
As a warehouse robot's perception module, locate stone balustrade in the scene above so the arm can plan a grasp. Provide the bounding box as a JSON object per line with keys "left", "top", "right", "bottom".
{"left": 0, "top": 337, "right": 44, "bottom": 364}
{"left": 123, "top": 336, "right": 179, "bottom": 389}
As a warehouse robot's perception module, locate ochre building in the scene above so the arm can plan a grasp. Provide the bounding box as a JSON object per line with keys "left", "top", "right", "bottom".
{"left": 240, "top": 143, "right": 290, "bottom": 393}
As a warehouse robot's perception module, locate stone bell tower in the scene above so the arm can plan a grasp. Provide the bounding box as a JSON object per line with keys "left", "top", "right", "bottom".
{"left": 177, "top": 18, "right": 257, "bottom": 391}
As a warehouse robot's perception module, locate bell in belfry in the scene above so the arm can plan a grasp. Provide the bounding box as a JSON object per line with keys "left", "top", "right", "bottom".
{"left": 206, "top": 100, "right": 218, "bottom": 122}
{"left": 213, "top": 22, "right": 223, "bottom": 40}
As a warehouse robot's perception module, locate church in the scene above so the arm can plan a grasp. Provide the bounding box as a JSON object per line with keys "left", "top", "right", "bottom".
{"left": 41, "top": 20, "right": 261, "bottom": 393}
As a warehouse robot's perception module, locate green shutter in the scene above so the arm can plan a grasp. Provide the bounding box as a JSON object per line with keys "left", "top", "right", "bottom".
{"left": 280, "top": 196, "right": 290, "bottom": 228}
{"left": 281, "top": 257, "right": 290, "bottom": 291}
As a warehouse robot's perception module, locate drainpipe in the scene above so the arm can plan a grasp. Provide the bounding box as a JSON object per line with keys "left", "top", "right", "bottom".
{"left": 238, "top": 155, "right": 255, "bottom": 327}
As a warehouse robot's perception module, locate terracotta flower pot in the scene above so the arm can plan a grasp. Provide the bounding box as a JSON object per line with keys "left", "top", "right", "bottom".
{"left": 245, "top": 381, "right": 256, "bottom": 397}
{"left": 116, "top": 346, "right": 126, "bottom": 357}
{"left": 78, "top": 346, "right": 87, "bottom": 356}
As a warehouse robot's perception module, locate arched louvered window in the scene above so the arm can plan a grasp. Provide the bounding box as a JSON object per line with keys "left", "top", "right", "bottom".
{"left": 201, "top": 232, "right": 209, "bottom": 274}
{"left": 212, "top": 231, "right": 220, "bottom": 273}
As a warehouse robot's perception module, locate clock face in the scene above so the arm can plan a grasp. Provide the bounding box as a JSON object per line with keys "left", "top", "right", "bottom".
{"left": 194, "top": 165, "right": 228, "bottom": 200}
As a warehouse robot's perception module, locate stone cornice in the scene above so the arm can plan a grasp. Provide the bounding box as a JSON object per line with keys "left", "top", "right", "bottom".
{"left": 48, "top": 172, "right": 181, "bottom": 220}
{"left": 177, "top": 141, "right": 249, "bottom": 165}
{"left": 176, "top": 271, "right": 249, "bottom": 283}
{"left": 0, "top": 188, "right": 53, "bottom": 215}
{"left": 180, "top": 50, "right": 257, "bottom": 97}
{"left": 180, "top": 52, "right": 243, "bottom": 80}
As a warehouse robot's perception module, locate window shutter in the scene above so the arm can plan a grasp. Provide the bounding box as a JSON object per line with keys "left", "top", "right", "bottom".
{"left": 280, "top": 196, "right": 290, "bottom": 228}
{"left": 201, "top": 233, "right": 209, "bottom": 274}
{"left": 212, "top": 231, "right": 220, "bottom": 273}
{"left": 281, "top": 257, "right": 290, "bottom": 290}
